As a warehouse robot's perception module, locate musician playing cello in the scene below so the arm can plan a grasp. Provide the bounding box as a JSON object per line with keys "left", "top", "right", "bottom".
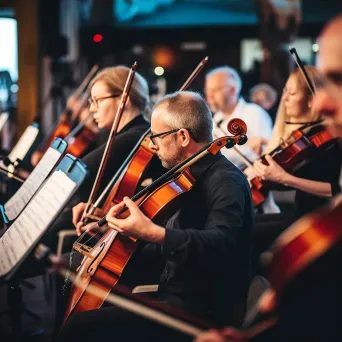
{"left": 43, "top": 65, "right": 156, "bottom": 244}
{"left": 57, "top": 91, "right": 254, "bottom": 342}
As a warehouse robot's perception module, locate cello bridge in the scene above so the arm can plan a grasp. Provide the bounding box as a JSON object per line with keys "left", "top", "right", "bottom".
{"left": 73, "top": 242, "right": 93, "bottom": 258}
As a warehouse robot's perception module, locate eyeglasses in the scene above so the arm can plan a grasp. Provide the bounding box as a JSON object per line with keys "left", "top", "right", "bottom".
{"left": 88, "top": 93, "right": 121, "bottom": 109}
{"left": 149, "top": 128, "right": 197, "bottom": 145}
{"left": 149, "top": 129, "right": 180, "bottom": 145}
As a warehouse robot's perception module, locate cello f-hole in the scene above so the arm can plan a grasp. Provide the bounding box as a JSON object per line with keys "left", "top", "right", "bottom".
{"left": 87, "top": 242, "right": 106, "bottom": 274}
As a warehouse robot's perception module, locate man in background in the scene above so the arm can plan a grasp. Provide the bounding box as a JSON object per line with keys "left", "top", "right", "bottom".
{"left": 205, "top": 66, "right": 273, "bottom": 168}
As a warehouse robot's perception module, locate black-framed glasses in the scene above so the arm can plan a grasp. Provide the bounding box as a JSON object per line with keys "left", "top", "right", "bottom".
{"left": 149, "top": 128, "right": 180, "bottom": 145}
{"left": 149, "top": 128, "right": 197, "bottom": 145}
{"left": 88, "top": 93, "right": 121, "bottom": 109}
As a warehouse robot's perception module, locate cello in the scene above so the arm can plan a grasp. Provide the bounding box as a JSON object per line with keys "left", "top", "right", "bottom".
{"left": 63, "top": 118, "right": 248, "bottom": 321}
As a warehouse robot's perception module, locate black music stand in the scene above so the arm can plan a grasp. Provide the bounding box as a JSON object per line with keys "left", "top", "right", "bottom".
{"left": 0, "top": 154, "right": 87, "bottom": 341}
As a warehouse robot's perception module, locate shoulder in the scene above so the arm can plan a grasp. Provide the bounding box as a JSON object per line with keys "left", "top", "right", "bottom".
{"left": 204, "top": 156, "right": 250, "bottom": 194}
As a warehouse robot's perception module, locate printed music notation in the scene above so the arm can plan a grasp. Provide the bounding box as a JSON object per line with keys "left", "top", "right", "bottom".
{"left": 0, "top": 170, "right": 76, "bottom": 277}
{"left": 4, "top": 147, "right": 62, "bottom": 220}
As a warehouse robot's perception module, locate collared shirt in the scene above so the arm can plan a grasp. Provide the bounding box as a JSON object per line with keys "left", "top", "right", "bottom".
{"left": 147, "top": 152, "right": 254, "bottom": 324}
{"left": 212, "top": 98, "right": 273, "bottom": 170}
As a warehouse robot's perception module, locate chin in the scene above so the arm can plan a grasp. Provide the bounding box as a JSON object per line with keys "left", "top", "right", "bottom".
{"left": 161, "top": 161, "right": 172, "bottom": 169}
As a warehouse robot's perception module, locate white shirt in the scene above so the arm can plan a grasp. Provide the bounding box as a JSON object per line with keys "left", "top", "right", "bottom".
{"left": 213, "top": 98, "right": 279, "bottom": 213}
{"left": 212, "top": 98, "right": 273, "bottom": 169}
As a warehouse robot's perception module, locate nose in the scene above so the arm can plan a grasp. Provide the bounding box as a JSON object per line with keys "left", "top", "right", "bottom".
{"left": 205, "top": 89, "right": 213, "bottom": 101}
{"left": 149, "top": 139, "right": 158, "bottom": 151}
{"left": 89, "top": 102, "right": 97, "bottom": 113}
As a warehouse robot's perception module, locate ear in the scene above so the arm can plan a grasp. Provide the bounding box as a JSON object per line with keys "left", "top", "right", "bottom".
{"left": 229, "top": 85, "right": 237, "bottom": 98}
{"left": 179, "top": 128, "right": 191, "bottom": 147}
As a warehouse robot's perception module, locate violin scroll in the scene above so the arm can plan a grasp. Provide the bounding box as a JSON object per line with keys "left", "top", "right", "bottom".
{"left": 227, "top": 118, "right": 247, "bottom": 136}
{"left": 224, "top": 118, "right": 248, "bottom": 149}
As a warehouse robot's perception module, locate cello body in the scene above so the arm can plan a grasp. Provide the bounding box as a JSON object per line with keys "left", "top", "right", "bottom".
{"left": 65, "top": 125, "right": 97, "bottom": 158}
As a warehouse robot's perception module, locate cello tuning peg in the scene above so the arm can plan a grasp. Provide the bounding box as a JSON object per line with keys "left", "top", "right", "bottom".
{"left": 238, "top": 135, "right": 248, "bottom": 146}
{"left": 225, "top": 138, "right": 236, "bottom": 149}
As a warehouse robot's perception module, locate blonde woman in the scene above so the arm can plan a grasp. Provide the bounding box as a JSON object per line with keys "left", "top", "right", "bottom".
{"left": 72, "top": 65, "right": 154, "bottom": 219}
{"left": 252, "top": 66, "right": 341, "bottom": 217}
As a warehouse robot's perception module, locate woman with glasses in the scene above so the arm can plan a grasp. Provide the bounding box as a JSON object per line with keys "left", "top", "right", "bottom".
{"left": 77, "top": 65, "right": 153, "bottom": 201}
{"left": 43, "top": 65, "right": 154, "bottom": 243}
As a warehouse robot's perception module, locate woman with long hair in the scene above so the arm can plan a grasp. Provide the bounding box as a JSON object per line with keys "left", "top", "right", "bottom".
{"left": 252, "top": 66, "right": 341, "bottom": 217}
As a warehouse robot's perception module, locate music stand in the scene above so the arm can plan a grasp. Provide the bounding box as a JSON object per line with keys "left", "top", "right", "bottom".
{"left": 0, "top": 137, "right": 67, "bottom": 224}
{"left": 0, "top": 123, "right": 40, "bottom": 206}
{"left": 0, "top": 154, "right": 87, "bottom": 341}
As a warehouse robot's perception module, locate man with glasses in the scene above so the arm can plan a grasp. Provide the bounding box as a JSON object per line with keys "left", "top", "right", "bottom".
{"left": 57, "top": 91, "right": 254, "bottom": 342}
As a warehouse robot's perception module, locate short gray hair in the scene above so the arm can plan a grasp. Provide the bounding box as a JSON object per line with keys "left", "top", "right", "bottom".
{"left": 153, "top": 91, "right": 213, "bottom": 143}
{"left": 206, "top": 66, "right": 242, "bottom": 97}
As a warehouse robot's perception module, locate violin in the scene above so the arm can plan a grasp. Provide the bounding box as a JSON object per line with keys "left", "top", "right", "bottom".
{"left": 82, "top": 57, "right": 209, "bottom": 224}
{"left": 250, "top": 121, "right": 337, "bottom": 207}
{"left": 63, "top": 118, "right": 248, "bottom": 322}
{"left": 263, "top": 200, "right": 342, "bottom": 294}
{"left": 251, "top": 47, "right": 338, "bottom": 208}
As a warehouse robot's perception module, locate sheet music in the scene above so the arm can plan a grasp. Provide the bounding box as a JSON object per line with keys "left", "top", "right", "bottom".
{"left": 2, "top": 125, "right": 39, "bottom": 168}
{"left": 0, "top": 170, "right": 76, "bottom": 277}
{"left": 0, "top": 112, "right": 9, "bottom": 132}
{"left": 4, "top": 147, "right": 62, "bottom": 221}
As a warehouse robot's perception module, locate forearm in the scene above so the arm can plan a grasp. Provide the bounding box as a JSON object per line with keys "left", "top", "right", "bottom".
{"left": 148, "top": 222, "right": 166, "bottom": 244}
{"left": 283, "top": 173, "right": 332, "bottom": 198}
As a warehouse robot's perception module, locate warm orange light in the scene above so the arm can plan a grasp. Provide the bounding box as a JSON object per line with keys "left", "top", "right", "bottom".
{"left": 153, "top": 46, "right": 175, "bottom": 69}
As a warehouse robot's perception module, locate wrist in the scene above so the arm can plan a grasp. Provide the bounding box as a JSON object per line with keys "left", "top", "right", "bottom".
{"left": 281, "top": 172, "right": 293, "bottom": 187}
{"left": 149, "top": 222, "right": 166, "bottom": 244}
